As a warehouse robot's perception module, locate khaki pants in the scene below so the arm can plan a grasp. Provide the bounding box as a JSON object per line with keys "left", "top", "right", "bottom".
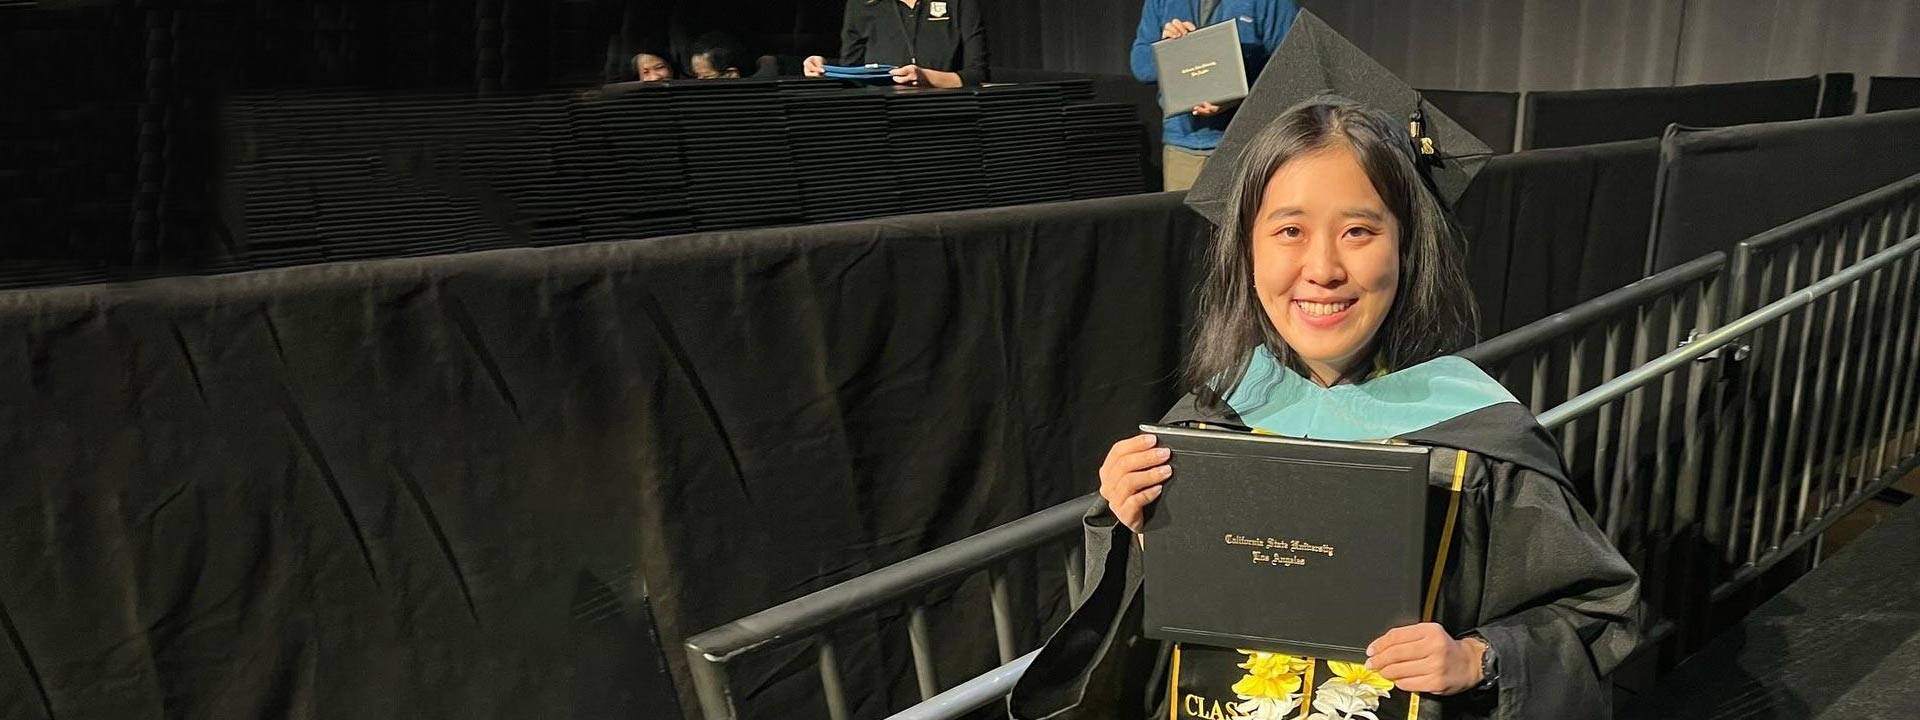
{"left": 1162, "top": 145, "right": 1212, "bottom": 192}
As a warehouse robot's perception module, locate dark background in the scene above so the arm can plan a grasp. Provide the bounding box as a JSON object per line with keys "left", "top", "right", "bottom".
{"left": 4, "top": 3, "right": 1920, "bottom": 719}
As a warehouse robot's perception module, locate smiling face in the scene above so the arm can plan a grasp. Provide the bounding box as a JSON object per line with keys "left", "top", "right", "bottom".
{"left": 1250, "top": 144, "right": 1401, "bottom": 386}
{"left": 635, "top": 53, "right": 673, "bottom": 82}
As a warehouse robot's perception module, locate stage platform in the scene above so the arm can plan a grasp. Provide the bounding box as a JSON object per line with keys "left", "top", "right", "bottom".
{"left": 1624, "top": 490, "right": 1920, "bottom": 719}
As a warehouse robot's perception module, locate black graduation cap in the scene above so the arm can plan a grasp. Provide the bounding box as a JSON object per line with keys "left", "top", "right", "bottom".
{"left": 1184, "top": 9, "right": 1492, "bottom": 226}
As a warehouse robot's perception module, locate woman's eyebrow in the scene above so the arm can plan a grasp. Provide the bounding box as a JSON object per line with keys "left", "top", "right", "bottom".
{"left": 1263, "top": 206, "right": 1306, "bottom": 222}
{"left": 1262, "top": 207, "right": 1387, "bottom": 223}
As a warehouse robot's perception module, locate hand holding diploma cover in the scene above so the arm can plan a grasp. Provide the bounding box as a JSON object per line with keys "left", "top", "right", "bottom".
{"left": 1151, "top": 21, "right": 1251, "bottom": 118}
{"left": 1139, "top": 424, "right": 1431, "bottom": 663}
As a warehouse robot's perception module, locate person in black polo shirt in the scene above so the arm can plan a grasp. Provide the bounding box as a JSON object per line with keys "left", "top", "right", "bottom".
{"left": 802, "top": 0, "right": 988, "bottom": 88}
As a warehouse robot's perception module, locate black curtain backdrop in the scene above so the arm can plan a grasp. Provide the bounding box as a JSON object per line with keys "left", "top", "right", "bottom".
{"left": 1522, "top": 76, "right": 1821, "bottom": 150}
{"left": 1452, "top": 138, "right": 1662, "bottom": 335}
{"left": 1647, "top": 109, "right": 1920, "bottom": 273}
{"left": 0, "top": 192, "right": 1210, "bottom": 720}
{"left": 1867, "top": 76, "right": 1920, "bottom": 113}
{"left": 983, "top": 0, "right": 1141, "bottom": 77}
{"left": 1422, "top": 90, "right": 1520, "bottom": 154}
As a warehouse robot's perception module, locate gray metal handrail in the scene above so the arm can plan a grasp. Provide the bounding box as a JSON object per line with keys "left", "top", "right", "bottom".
{"left": 1549, "top": 231, "right": 1920, "bottom": 595}
{"left": 1460, "top": 251, "right": 1726, "bottom": 369}
{"left": 886, "top": 651, "right": 1038, "bottom": 720}
{"left": 1542, "top": 234, "right": 1920, "bottom": 428}
{"left": 683, "top": 493, "right": 1093, "bottom": 720}
{"left": 1741, "top": 171, "right": 1920, "bottom": 254}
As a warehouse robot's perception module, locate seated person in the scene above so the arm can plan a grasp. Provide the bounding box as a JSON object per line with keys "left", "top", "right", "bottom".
{"left": 633, "top": 49, "right": 676, "bottom": 82}
{"left": 689, "top": 32, "right": 748, "bottom": 79}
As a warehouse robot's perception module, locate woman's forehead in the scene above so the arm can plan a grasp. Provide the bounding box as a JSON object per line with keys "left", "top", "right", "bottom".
{"left": 1258, "top": 149, "right": 1389, "bottom": 215}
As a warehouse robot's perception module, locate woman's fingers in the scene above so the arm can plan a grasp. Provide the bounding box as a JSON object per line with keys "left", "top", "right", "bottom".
{"left": 1119, "top": 465, "right": 1173, "bottom": 493}
{"left": 1111, "top": 447, "right": 1171, "bottom": 475}
{"left": 1104, "top": 433, "right": 1156, "bottom": 462}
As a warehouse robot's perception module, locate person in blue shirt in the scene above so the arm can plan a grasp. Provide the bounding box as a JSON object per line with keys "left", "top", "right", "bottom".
{"left": 1131, "top": 0, "right": 1297, "bottom": 191}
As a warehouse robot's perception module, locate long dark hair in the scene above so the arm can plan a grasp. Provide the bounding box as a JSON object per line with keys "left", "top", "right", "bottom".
{"left": 1183, "top": 96, "right": 1478, "bottom": 403}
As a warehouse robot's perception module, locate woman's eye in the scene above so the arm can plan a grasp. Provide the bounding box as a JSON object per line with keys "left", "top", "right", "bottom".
{"left": 1344, "top": 226, "right": 1377, "bottom": 239}
{"left": 1278, "top": 226, "right": 1304, "bottom": 239}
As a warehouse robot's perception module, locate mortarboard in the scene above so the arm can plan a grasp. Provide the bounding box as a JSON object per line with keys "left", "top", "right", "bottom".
{"left": 1184, "top": 9, "right": 1493, "bottom": 226}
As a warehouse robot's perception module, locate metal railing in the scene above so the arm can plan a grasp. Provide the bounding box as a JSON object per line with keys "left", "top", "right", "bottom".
{"left": 682, "top": 172, "right": 1920, "bottom": 720}
{"left": 1460, "top": 252, "right": 1724, "bottom": 550}
{"left": 682, "top": 494, "right": 1091, "bottom": 720}
{"left": 1709, "top": 175, "right": 1920, "bottom": 588}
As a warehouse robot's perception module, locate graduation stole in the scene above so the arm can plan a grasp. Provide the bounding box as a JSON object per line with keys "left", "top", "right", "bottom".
{"left": 1164, "top": 448, "right": 1469, "bottom": 720}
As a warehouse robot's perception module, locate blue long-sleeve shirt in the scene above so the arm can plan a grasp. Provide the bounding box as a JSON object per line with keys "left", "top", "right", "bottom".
{"left": 1131, "top": 0, "right": 1296, "bottom": 151}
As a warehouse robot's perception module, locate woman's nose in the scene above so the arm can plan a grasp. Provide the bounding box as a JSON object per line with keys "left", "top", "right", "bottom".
{"left": 1301, "top": 237, "right": 1346, "bottom": 287}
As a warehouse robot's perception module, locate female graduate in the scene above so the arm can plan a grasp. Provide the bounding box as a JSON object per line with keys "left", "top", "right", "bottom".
{"left": 1006, "top": 97, "right": 1640, "bottom": 720}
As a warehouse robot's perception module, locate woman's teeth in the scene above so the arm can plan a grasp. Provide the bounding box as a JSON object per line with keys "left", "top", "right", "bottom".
{"left": 1297, "top": 300, "right": 1354, "bottom": 317}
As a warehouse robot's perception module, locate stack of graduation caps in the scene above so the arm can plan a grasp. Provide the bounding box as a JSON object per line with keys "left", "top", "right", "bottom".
{"left": 977, "top": 84, "right": 1071, "bottom": 205}
{"left": 1061, "top": 101, "right": 1147, "bottom": 199}
{"left": 563, "top": 82, "right": 695, "bottom": 242}
{"left": 665, "top": 79, "right": 806, "bottom": 231}
{"left": 781, "top": 83, "right": 899, "bottom": 223}
{"left": 1184, "top": 9, "right": 1491, "bottom": 224}
{"left": 883, "top": 87, "right": 989, "bottom": 215}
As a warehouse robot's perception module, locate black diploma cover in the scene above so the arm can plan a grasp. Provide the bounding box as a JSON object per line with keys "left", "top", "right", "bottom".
{"left": 1139, "top": 425, "right": 1430, "bottom": 663}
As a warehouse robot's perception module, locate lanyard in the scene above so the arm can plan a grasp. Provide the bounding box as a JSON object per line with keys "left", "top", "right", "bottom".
{"left": 1192, "top": 0, "right": 1217, "bottom": 25}
{"left": 892, "top": 0, "right": 923, "bottom": 66}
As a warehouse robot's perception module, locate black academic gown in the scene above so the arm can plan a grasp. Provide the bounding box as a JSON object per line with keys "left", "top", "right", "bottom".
{"left": 1007, "top": 393, "right": 1641, "bottom": 720}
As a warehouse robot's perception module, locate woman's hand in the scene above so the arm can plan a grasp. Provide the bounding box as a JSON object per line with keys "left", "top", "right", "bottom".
{"left": 1162, "top": 19, "right": 1199, "bottom": 39}
{"left": 803, "top": 55, "right": 826, "bottom": 77}
{"left": 1099, "top": 434, "right": 1172, "bottom": 532}
{"left": 890, "top": 65, "right": 963, "bottom": 88}
{"left": 1191, "top": 102, "right": 1222, "bottom": 116}
{"left": 1365, "top": 624, "right": 1486, "bottom": 695}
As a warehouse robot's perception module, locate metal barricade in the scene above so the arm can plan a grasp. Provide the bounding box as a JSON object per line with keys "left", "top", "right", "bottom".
{"left": 1459, "top": 252, "right": 1724, "bottom": 553}
{"left": 682, "top": 172, "right": 1920, "bottom": 720}
{"left": 1709, "top": 173, "right": 1920, "bottom": 590}
{"left": 682, "top": 494, "right": 1091, "bottom": 720}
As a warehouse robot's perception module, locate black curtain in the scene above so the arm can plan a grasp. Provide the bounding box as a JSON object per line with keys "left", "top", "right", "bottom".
{"left": 1522, "top": 77, "right": 1821, "bottom": 150}
{"left": 983, "top": 0, "right": 1143, "bottom": 75}
{"left": 1452, "top": 138, "right": 1662, "bottom": 335}
{"left": 1867, "top": 76, "right": 1920, "bottom": 113}
{"left": 1648, "top": 109, "right": 1920, "bottom": 273}
{"left": 0, "top": 192, "right": 1209, "bottom": 720}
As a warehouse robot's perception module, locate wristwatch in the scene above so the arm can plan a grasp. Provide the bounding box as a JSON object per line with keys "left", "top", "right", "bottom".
{"left": 1470, "top": 635, "right": 1500, "bottom": 691}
